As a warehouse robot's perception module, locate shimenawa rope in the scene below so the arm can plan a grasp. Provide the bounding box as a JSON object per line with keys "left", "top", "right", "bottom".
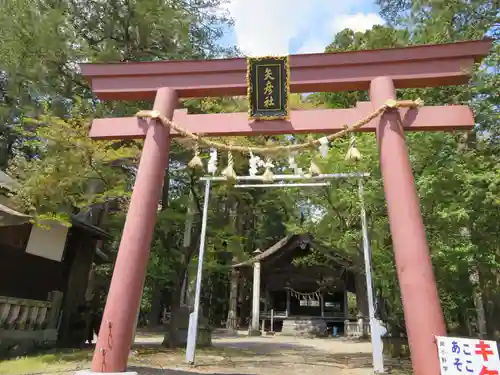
{"left": 135, "top": 98, "right": 423, "bottom": 155}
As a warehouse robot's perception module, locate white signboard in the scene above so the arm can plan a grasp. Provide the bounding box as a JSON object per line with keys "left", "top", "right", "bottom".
{"left": 25, "top": 220, "right": 68, "bottom": 262}
{"left": 436, "top": 336, "right": 500, "bottom": 375}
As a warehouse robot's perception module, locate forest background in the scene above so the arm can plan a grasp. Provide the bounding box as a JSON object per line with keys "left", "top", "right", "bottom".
{"left": 0, "top": 0, "right": 498, "bottom": 344}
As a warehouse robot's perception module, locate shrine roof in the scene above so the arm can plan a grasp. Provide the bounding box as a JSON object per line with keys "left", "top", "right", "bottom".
{"left": 232, "top": 233, "right": 351, "bottom": 269}
{"left": 232, "top": 235, "right": 299, "bottom": 268}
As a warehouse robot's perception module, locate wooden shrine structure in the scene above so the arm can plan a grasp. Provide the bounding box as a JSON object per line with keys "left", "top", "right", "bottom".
{"left": 80, "top": 39, "right": 492, "bottom": 375}
{"left": 229, "top": 234, "right": 357, "bottom": 336}
{"left": 0, "top": 171, "right": 111, "bottom": 352}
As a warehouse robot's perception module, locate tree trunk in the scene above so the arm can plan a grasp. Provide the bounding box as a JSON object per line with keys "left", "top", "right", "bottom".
{"left": 161, "top": 162, "right": 171, "bottom": 210}
{"left": 238, "top": 277, "right": 251, "bottom": 328}
{"left": 162, "top": 212, "right": 202, "bottom": 347}
{"left": 354, "top": 270, "right": 369, "bottom": 318}
{"left": 147, "top": 167, "right": 170, "bottom": 327}
{"left": 163, "top": 276, "right": 184, "bottom": 348}
{"left": 180, "top": 271, "right": 188, "bottom": 305}
{"left": 469, "top": 265, "right": 487, "bottom": 337}
{"left": 147, "top": 282, "right": 163, "bottom": 327}
{"left": 457, "top": 310, "right": 471, "bottom": 337}
{"left": 226, "top": 267, "right": 239, "bottom": 330}
{"left": 185, "top": 274, "right": 196, "bottom": 307}
{"left": 225, "top": 200, "right": 240, "bottom": 330}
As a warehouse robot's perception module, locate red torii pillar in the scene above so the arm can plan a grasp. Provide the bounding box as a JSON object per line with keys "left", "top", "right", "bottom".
{"left": 79, "top": 39, "right": 492, "bottom": 375}
{"left": 371, "top": 76, "right": 447, "bottom": 370}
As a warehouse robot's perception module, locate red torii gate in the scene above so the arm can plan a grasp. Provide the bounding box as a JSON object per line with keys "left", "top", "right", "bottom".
{"left": 80, "top": 39, "right": 492, "bottom": 375}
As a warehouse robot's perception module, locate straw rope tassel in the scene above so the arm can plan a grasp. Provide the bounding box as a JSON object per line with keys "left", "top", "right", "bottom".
{"left": 187, "top": 142, "right": 204, "bottom": 170}
{"left": 262, "top": 156, "right": 274, "bottom": 182}
{"left": 306, "top": 134, "right": 322, "bottom": 176}
{"left": 221, "top": 150, "right": 237, "bottom": 182}
{"left": 309, "top": 158, "right": 322, "bottom": 176}
{"left": 345, "top": 135, "right": 362, "bottom": 161}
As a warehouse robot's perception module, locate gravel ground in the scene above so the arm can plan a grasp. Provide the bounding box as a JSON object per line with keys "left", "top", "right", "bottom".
{"left": 129, "top": 333, "right": 388, "bottom": 375}
{"left": 20, "top": 332, "right": 410, "bottom": 375}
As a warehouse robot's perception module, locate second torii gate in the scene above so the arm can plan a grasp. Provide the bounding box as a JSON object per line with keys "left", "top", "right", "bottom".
{"left": 79, "top": 39, "right": 492, "bottom": 375}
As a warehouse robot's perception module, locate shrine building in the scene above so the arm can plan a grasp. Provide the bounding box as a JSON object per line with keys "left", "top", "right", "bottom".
{"left": 228, "top": 233, "right": 366, "bottom": 337}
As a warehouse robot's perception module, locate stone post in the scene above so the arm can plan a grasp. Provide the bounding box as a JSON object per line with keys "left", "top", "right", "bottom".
{"left": 357, "top": 313, "right": 366, "bottom": 338}
{"left": 47, "top": 291, "right": 63, "bottom": 329}
{"left": 286, "top": 289, "right": 290, "bottom": 317}
{"left": 249, "top": 253, "right": 261, "bottom": 336}
{"left": 270, "top": 309, "right": 274, "bottom": 333}
{"left": 343, "top": 287, "right": 349, "bottom": 320}
{"left": 264, "top": 289, "right": 269, "bottom": 314}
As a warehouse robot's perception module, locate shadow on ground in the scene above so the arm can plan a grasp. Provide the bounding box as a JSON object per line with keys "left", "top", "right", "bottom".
{"left": 213, "top": 338, "right": 315, "bottom": 354}
{"left": 199, "top": 338, "right": 410, "bottom": 373}
{"left": 0, "top": 334, "right": 412, "bottom": 375}
{"left": 113, "top": 335, "right": 413, "bottom": 374}
{"left": 132, "top": 337, "right": 315, "bottom": 358}
{"left": 130, "top": 366, "right": 252, "bottom": 375}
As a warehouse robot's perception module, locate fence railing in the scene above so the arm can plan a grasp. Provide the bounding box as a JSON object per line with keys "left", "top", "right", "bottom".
{"left": 260, "top": 310, "right": 287, "bottom": 318}
{"left": 322, "top": 311, "right": 346, "bottom": 318}
{"left": 344, "top": 319, "right": 371, "bottom": 338}
{"left": 259, "top": 310, "right": 347, "bottom": 319}
{"left": 0, "top": 291, "right": 63, "bottom": 347}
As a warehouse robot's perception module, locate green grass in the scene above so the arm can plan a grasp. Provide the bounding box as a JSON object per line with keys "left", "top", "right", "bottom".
{"left": 0, "top": 348, "right": 93, "bottom": 375}
{"left": 0, "top": 345, "right": 257, "bottom": 375}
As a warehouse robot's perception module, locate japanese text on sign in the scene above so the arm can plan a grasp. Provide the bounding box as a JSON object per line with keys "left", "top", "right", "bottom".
{"left": 247, "top": 56, "right": 290, "bottom": 120}
{"left": 436, "top": 336, "right": 500, "bottom": 375}
{"left": 263, "top": 67, "right": 275, "bottom": 108}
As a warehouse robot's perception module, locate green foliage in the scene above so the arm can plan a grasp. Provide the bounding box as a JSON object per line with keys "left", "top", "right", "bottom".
{"left": 377, "top": 0, "right": 498, "bottom": 42}
{"left": 0, "top": 0, "right": 237, "bottom": 169}
{"left": 7, "top": 103, "right": 139, "bottom": 224}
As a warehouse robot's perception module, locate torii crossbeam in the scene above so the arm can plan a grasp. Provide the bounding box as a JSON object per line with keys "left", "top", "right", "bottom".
{"left": 79, "top": 39, "right": 492, "bottom": 375}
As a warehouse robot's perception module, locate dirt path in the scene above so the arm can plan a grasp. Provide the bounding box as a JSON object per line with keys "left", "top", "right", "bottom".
{"left": 209, "top": 335, "right": 375, "bottom": 375}
{"left": 130, "top": 333, "right": 391, "bottom": 375}
{"left": 0, "top": 332, "right": 410, "bottom": 374}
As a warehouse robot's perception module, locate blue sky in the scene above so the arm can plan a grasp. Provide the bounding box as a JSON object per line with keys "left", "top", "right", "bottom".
{"left": 218, "top": 0, "right": 383, "bottom": 56}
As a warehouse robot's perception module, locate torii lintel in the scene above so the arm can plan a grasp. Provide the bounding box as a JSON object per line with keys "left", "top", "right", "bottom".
{"left": 80, "top": 39, "right": 492, "bottom": 100}
{"left": 90, "top": 103, "right": 475, "bottom": 140}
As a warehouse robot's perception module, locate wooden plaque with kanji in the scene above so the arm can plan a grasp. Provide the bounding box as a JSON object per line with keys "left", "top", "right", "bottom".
{"left": 247, "top": 56, "right": 290, "bottom": 120}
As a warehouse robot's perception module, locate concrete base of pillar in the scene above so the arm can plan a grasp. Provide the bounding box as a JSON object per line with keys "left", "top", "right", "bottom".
{"left": 248, "top": 329, "right": 262, "bottom": 336}
{"left": 265, "top": 331, "right": 275, "bottom": 336}
{"left": 75, "top": 371, "right": 138, "bottom": 375}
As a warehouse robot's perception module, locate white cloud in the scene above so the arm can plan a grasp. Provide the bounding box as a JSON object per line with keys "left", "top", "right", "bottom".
{"left": 296, "top": 38, "right": 328, "bottom": 55}
{"left": 223, "top": 0, "right": 312, "bottom": 56}
{"left": 331, "top": 13, "right": 384, "bottom": 33}
{"left": 220, "top": 1, "right": 384, "bottom": 56}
